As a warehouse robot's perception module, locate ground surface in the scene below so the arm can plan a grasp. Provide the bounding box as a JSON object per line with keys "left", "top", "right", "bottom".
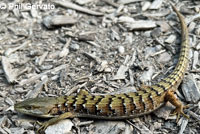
{"left": 0, "top": 0, "right": 200, "bottom": 134}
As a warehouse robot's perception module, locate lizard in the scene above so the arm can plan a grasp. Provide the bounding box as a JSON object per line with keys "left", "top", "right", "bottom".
{"left": 14, "top": 4, "right": 189, "bottom": 133}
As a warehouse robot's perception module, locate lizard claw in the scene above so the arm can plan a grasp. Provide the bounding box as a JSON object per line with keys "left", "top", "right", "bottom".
{"left": 36, "top": 121, "right": 49, "bottom": 134}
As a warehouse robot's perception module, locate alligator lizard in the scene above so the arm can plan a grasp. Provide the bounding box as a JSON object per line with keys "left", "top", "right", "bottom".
{"left": 14, "top": 5, "right": 189, "bottom": 133}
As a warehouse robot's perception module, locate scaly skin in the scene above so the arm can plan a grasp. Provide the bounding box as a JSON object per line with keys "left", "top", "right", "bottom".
{"left": 14, "top": 5, "right": 189, "bottom": 133}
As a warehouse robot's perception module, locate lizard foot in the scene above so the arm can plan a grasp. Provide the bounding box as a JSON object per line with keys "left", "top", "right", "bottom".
{"left": 165, "top": 90, "right": 189, "bottom": 123}
{"left": 171, "top": 104, "right": 189, "bottom": 122}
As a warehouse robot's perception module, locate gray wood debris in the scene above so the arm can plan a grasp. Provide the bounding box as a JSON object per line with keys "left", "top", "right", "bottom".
{"left": 117, "top": 0, "right": 144, "bottom": 4}
{"left": 75, "top": 0, "right": 95, "bottom": 5}
{"left": 118, "top": 16, "right": 135, "bottom": 23}
{"left": 188, "top": 22, "right": 196, "bottom": 32}
{"left": 4, "top": 40, "right": 31, "bottom": 56}
{"left": 113, "top": 64, "right": 129, "bottom": 80}
{"left": 53, "top": 0, "right": 103, "bottom": 16}
{"left": 125, "top": 21, "right": 156, "bottom": 30}
{"left": 185, "top": 13, "right": 200, "bottom": 25}
{"left": 182, "top": 75, "right": 200, "bottom": 103}
{"left": 2, "top": 56, "right": 18, "bottom": 83}
{"left": 59, "top": 38, "right": 71, "bottom": 58}
{"left": 150, "top": 0, "right": 163, "bottom": 10}
{"left": 91, "top": 121, "right": 127, "bottom": 134}
{"left": 43, "top": 15, "right": 77, "bottom": 29}
{"left": 19, "top": 64, "right": 67, "bottom": 85}
{"left": 25, "top": 75, "right": 48, "bottom": 98}
{"left": 192, "top": 51, "right": 199, "bottom": 69}
{"left": 113, "top": 51, "right": 136, "bottom": 80}
{"left": 195, "top": 27, "right": 200, "bottom": 36}
{"left": 143, "top": 11, "right": 171, "bottom": 19}
{"left": 178, "top": 118, "right": 188, "bottom": 134}
{"left": 36, "top": 51, "right": 48, "bottom": 66}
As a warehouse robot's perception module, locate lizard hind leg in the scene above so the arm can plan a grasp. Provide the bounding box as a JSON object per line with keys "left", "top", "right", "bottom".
{"left": 165, "top": 90, "right": 189, "bottom": 122}
{"left": 37, "top": 112, "right": 75, "bottom": 133}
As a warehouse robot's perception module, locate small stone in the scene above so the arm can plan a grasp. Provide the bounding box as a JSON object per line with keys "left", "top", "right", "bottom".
{"left": 45, "top": 119, "right": 73, "bottom": 134}
{"left": 124, "top": 33, "right": 133, "bottom": 44}
{"left": 158, "top": 52, "right": 171, "bottom": 63}
{"left": 188, "top": 22, "right": 196, "bottom": 32}
{"left": 155, "top": 102, "right": 174, "bottom": 120}
{"left": 151, "top": 28, "right": 162, "bottom": 37}
{"left": 142, "top": 1, "right": 151, "bottom": 11}
{"left": 30, "top": 8, "right": 39, "bottom": 18}
{"left": 104, "top": 67, "right": 112, "bottom": 73}
{"left": 195, "top": 27, "right": 200, "bottom": 36}
{"left": 153, "top": 122, "right": 162, "bottom": 130}
{"left": 70, "top": 43, "right": 80, "bottom": 51}
{"left": 196, "top": 43, "right": 200, "bottom": 50}
{"left": 145, "top": 47, "right": 156, "bottom": 59}
{"left": 118, "top": 46, "right": 125, "bottom": 54}
{"left": 140, "top": 66, "right": 154, "bottom": 83}
{"left": 20, "top": 121, "right": 34, "bottom": 129}
{"left": 157, "top": 21, "right": 171, "bottom": 32}
{"left": 155, "top": 45, "right": 162, "bottom": 51}
{"left": 143, "top": 31, "right": 151, "bottom": 38}
{"left": 194, "top": 7, "right": 200, "bottom": 12}
{"left": 10, "top": 127, "right": 25, "bottom": 134}
{"left": 165, "top": 35, "right": 176, "bottom": 44}
{"left": 89, "top": 19, "right": 98, "bottom": 25}
{"left": 164, "top": 122, "right": 174, "bottom": 129}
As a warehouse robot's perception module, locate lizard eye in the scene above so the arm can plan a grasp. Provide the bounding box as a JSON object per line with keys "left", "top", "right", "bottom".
{"left": 25, "top": 106, "right": 32, "bottom": 110}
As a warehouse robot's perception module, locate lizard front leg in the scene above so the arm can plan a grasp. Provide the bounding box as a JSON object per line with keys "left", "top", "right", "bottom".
{"left": 37, "top": 112, "right": 75, "bottom": 133}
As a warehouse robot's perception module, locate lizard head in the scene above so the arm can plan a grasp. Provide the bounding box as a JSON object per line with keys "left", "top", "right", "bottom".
{"left": 14, "top": 96, "right": 66, "bottom": 118}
